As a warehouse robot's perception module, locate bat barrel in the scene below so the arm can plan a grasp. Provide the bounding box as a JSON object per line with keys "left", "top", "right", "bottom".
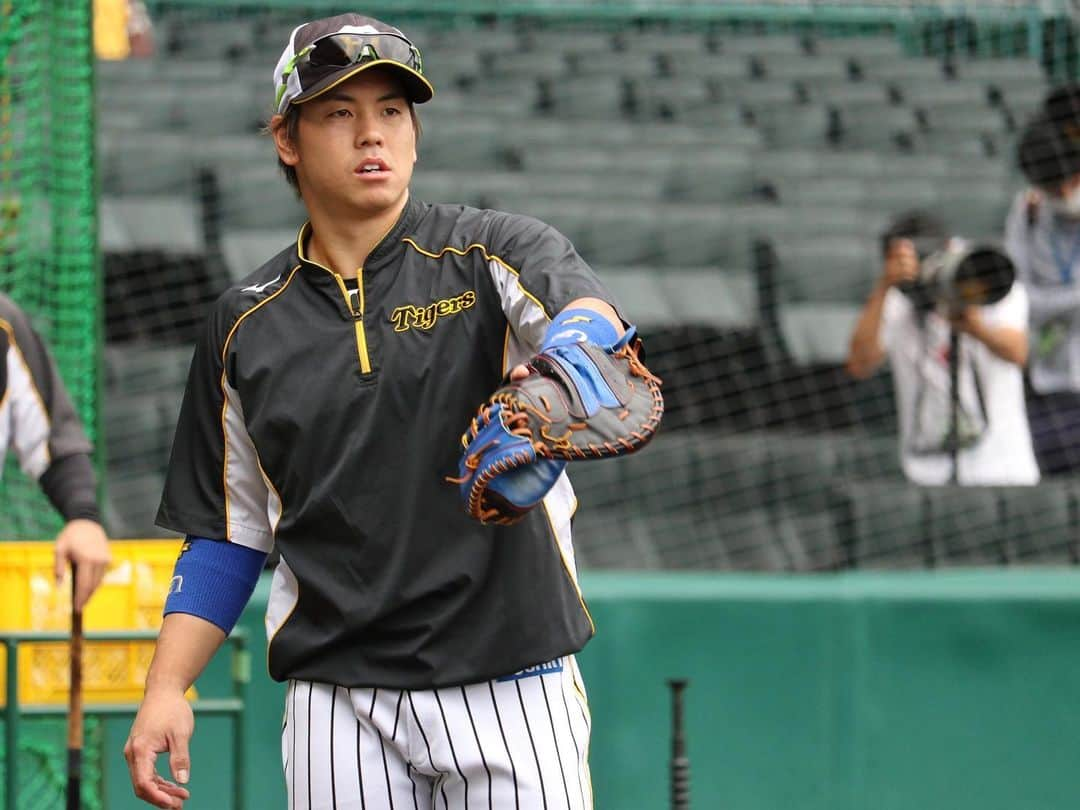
{"left": 668, "top": 678, "right": 690, "bottom": 810}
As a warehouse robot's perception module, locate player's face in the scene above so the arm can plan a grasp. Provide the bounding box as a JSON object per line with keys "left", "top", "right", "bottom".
{"left": 280, "top": 69, "right": 418, "bottom": 217}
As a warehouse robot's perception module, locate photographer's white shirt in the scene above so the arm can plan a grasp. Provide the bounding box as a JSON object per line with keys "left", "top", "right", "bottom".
{"left": 880, "top": 285, "right": 1039, "bottom": 485}
{"left": 1004, "top": 190, "right": 1080, "bottom": 393}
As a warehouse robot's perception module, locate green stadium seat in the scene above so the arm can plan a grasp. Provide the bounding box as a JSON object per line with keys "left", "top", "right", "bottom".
{"left": 835, "top": 102, "right": 918, "bottom": 149}
{"left": 770, "top": 235, "right": 878, "bottom": 302}
{"left": 103, "top": 393, "right": 171, "bottom": 475}
{"left": 485, "top": 49, "right": 569, "bottom": 79}
{"left": 775, "top": 510, "right": 844, "bottom": 570}
{"left": 897, "top": 81, "right": 990, "bottom": 108}
{"left": 221, "top": 228, "right": 299, "bottom": 282}
{"left": 571, "top": 506, "right": 661, "bottom": 571}
{"left": 721, "top": 78, "right": 801, "bottom": 107}
{"left": 659, "top": 270, "right": 759, "bottom": 330}
{"left": 800, "top": 78, "right": 891, "bottom": 106}
{"left": 629, "top": 77, "right": 712, "bottom": 120}
{"left": 807, "top": 35, "right": 902, "bottom": 59}
{"left": 666, "top": 151, "right": 759, "bottom": 203}
{"left": 696, "top": 431, "right": 773, "bottom": 512}
{"left": 615, "top": 30, "right": 709, "bottom": 57}
{"left": 100, "top": 196, "right": 204, "bottom": 254}
{"left": 833, "top": 433, "right": 902, "bottom": 479}
{"left": 753, "top": 105, "right": 837, "bottom": 149}
{"left": 854, "top": 55, "right": 949, "bottom": 84}
{"left": 600, "top": 270, "right": 681, "bottom": 331}
{"left": 765, "top": 433, "right": 840, "bottom": 513}
{"left": 778, "top": 303, "right": 862, "bottom": 364}
{"left": 658, "top": 203, "right": 783, "bottom": 268}
{"left": 104, "top": 343, "right": 192, "bottom": 398}
{"left": 103, "top": 469, "right": 169, "bottom": 539}
{"left": 571, "top": 50, "right": 660, "bottom": 80}
{"left": 174, "top": 85, "right": 264, "bottom": 135}
{"left": 935, "top": 181, "right": 1013, "bottom": 239}
{"left": 664, "top": 52, "right": 751, "bottom": 81}
{"left": 719, "top": 35, "right": 806, "bottom": 58}
{"left": 924, "top": 486, "right": 1006, "bottom": 565}
{"left": 419, "top": 119, "right": 504, "bottom": 170}
{"left": 832, "top": 480, "right": 929, "bottom": 568}
{"left": 656, "top": 506, "right": 785, "bottom": 571}
{"left": 198, "top": 134, "right": 276, "bottom": 174}
{"left": 756, "top": 54, "right": 851, "bottom": 82}
{"left": 918, "top": 104, "right": 1010, "bottom": 135}
{"left": 164, "top": 18, "right": 256, "bottom": 61}
{"left": 996, "top": 483, "right": 1076, "bottom": 564}
{"left": 544, "top": 76, "right": 631, "bottom": 119}
{"left": 523, "top": 29, "right": 617, "bottom": 55}
{"left": 216, "top": 165, "right": 306, "bottom": 229}
{"left": 953, "top": 58, "right": 1045, "bottom": 88}
{"left": 99, "top": 133, "right": 198, "bottom": 195}
{"left": 419, "top": 47, "right": 484, "bottom": 83}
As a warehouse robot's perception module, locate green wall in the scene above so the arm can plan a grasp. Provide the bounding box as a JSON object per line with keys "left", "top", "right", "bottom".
{"left": 98, "top": 570, "right": 1080, "bottom": 809}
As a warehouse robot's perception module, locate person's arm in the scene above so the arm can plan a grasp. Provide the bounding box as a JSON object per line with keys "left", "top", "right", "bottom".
{"left": 125, "top": 536, "right": 267, "bottom": 808}
{"left": 846, "top": 238, "right": 918, "bottom": 379}
{"left": 950, "top": 307, "right": 1028, "bottom": 366}
{"left": 124, "top": 614, "right": 223, "bottom": 809}
{"left": 0, "top": 297, "right": 110, "bottom": 608}
{"left": 1004, "top": 190, "right": 1080, "bottom": 326}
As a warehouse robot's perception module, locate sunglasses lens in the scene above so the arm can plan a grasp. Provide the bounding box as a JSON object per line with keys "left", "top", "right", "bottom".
{"left": 307, "top": 34, "right": 418, "bottom": 71}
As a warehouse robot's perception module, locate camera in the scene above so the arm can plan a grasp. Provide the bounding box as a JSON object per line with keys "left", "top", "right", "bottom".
{"left": 900, "top": 237, "right": 1015, "bottom": 312}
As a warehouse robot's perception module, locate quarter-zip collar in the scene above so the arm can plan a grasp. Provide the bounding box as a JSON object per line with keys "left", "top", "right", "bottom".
{"left": 293, "top": 195, "right": 427, "bottom": 284}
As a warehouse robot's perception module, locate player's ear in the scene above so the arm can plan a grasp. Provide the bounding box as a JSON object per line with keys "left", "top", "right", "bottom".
{"left": 271, "top": 113, "right": 300, "bottom": 167}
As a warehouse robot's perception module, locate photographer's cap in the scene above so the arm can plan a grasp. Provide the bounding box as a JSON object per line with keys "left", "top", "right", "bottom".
{"left": 273, "top": 14, "right": 434, "bottom": 115}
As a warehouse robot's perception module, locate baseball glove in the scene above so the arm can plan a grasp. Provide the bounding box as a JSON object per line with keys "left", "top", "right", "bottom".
{"left": 450, "top": 328, "right": 663, "bottom": 525}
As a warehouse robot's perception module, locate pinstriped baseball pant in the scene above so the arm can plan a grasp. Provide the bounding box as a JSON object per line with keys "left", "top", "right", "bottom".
{"left": 282, "top": 657, "right": 593, "bottom": 810}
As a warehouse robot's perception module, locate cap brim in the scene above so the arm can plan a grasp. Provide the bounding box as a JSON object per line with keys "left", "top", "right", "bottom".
{"left": 292, "top": 60, "right": 434, "bottom": 106}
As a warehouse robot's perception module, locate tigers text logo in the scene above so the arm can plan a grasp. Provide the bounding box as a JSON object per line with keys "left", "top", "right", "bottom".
{"left": 390, "top": 289, "right": 476, "bottom": 332}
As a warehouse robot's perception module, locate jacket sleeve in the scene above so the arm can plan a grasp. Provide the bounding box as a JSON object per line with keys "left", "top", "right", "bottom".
{"left": 0, "top": 295, "right": 99, "bottom": 521}
{"left": 484, "top": 213, "right": 621, "bottom": 354}
{"left": 156, "top": 295, "right": 275, "bottom": 552}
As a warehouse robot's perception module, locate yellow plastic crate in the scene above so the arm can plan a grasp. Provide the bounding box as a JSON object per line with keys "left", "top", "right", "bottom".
{"left": 0, "top": 539, "right": 189, "bottom": 705}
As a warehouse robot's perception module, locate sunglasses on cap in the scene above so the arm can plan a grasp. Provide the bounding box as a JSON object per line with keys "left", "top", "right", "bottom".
{"left": 277, "top": 31, "right": 425, "bottom": 111}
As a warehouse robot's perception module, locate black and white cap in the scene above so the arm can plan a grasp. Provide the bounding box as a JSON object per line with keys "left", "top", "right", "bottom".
{"left": 273, "top": 13, "right": 434, "bottom": 115}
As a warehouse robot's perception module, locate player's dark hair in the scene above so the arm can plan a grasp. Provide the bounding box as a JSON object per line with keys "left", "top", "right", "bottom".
{"left": 269, "top": 103, "right": 422, "bottom": 199}
{"left": 879, "top": 210, "right": 947, "bottom": 259}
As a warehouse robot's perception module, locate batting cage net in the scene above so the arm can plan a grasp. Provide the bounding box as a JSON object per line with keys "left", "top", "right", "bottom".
{"left": 0, "top": 0, "right": 99, "bottom": 539}
{"left": 9, "top": 0, "right": 1055, "bottom": 573}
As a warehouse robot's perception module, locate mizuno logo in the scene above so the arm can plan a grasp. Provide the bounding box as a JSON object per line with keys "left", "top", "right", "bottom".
{"left": 563, "top": 315, "right": 592, "bottom": 324}
{"left": 497, "top": 658, "right": 564, "bottom": 682}
{"left": 241, "top": 274, "right": 282, "bottom": 294}
{"left": 390, "top": 289, "right": 476, "bottom": 332}
{"left": 168, "top": 575, "right": 183, "bottom": 596}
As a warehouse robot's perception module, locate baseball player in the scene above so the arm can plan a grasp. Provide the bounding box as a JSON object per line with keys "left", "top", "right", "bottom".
{"left": 0, "top": 292, "right": 110, "bottom": 608}
{"left": 124, "top": 13, "right": 640, "bottom": 810}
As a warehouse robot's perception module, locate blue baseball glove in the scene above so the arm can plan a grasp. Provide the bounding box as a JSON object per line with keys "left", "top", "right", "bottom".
{"left": 451, "top": 328, "right": 663, "bottom": 525}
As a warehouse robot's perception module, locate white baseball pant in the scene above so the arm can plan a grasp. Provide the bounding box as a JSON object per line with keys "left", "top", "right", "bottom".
{"left": 282, "top": 656, "right": 593, "bottom": 810}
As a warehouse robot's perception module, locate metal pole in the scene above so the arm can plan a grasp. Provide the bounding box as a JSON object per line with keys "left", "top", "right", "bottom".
{"left": 232, "top": 633, "right": 249, "bottom": 810}
{"left": 949, "top": 327, "right": 960, "bottom": 484}
{"left": 5, "top": 639, "right": 18, "bottom": 810}
{"left": 668, "top": 679, "right": 690, "bottom": 810}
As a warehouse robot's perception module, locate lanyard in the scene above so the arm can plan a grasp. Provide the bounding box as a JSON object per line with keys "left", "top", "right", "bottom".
{"left": 1050, "top": 225, "right": 1080, "bottom": 284}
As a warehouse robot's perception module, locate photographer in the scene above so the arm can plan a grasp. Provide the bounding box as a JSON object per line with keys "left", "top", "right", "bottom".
{"left": 846, "top": 211, "right": 1038, "bottom": 486}
{"left": 1010, "top": 85, "right": 1080, "bottom": 475}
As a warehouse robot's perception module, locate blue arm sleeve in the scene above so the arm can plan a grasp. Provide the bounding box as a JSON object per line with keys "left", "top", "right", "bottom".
{"left": 164, "top": 536, "right": 268, "bottom": 634}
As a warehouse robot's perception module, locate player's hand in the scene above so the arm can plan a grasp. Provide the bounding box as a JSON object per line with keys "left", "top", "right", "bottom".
{"left": 54, "top": 518, "right": 111, "bottom": 612}
{"left": 882, "top": 238, "right": 920, "bottom": 288}
{"left": 124, "top": 688, "right": 194, "bottom": 809}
